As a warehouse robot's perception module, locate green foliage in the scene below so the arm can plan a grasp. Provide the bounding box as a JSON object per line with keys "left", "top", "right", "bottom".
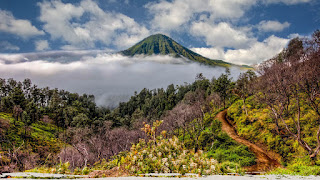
{"left": 81, "top": 166, "right": 90, "bottom": 175}
{"left": 228, "top": 97, "right": 320, "bottom": 164}
{"left": 216, "top": 161, "right": 243, "bottom": 174}
{"left": 270, "top": 156, "right": 320, "bottom": 176}
{"left": 114, "top": 78, "right": 216, "bottom": 127}
{"left": 203, "top": 119, "right": 256, "bottom": 167}
{"left": 71, "top": 113, "right": 90, "bottom": 127}
{"left": 121, "top": 34, "right": 231, "bottom": 67}
{"left": 0, "top": 112, "right": 64, "bottom": 168}
{"left": 91, "top": 121, "right": 244, "bottom": 176}
{"left": 26, "top": 162, "right": 71, "bottom": 174}
{"left": 97, "top": 136, "right": 222, "bottom": 175}
{"left": 212, "top": 69, "right": 235, "bottom": 108}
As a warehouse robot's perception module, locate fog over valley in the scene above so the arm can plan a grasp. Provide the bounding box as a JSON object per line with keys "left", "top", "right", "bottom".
{"left": 0, "top": 51, "right": 243, "bottom": 107}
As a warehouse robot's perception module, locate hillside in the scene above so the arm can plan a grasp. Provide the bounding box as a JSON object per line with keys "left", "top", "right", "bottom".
{"left": 0, "top": 112, "right": 63, "bottom": 172}
{"left": 121, "top": 34, "right": 231, "bottom": 67}
{"left": 0, "top": 30, "right": 319, "bottom": 177}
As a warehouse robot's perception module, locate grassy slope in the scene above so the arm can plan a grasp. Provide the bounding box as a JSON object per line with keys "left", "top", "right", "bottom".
{"left": 0, "top": 112, "right": 64, "bottom": 167}
{"left": 121, "top": 34, "right": 231, "bottom": 67}
{"left": 181, "top": 112, "right": 256, "bottom": 167}
{"left": 87, "top": 110, "right": 256, "bottom": 177}
{"left": 227, "top": 97, "right": 320, "bottom": 175}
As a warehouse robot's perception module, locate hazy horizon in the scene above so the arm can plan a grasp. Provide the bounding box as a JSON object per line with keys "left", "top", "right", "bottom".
{"left": 0, "top": 52, "right": 244, "bottom": 107}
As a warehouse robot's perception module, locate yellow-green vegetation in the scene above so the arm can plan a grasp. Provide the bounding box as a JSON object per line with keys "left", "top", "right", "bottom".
{"left": 0, "top": 112, "right": 64, "bottom": 169}
{"left": 182, "top": 118, "right": 256, "bottom": 167}
{"left": 26, "top": 162, "right": 71, "bottom": 174}
{"left": 26, "top": 162, "right": 92, "bottom": 175}
{"left": 92, "top": 121, "right": 242, "bottom": 176}
{"left": 1, "top": 112, "right": 63, "bottom": 152}
{"left": 228, "top": 97, "right": 320, "bottom": 174}
{"left": 270, "top": 157, "right": 320, "bottom": 176}
{"left": 107, "top": 137, "right": 218, "bottom": 175}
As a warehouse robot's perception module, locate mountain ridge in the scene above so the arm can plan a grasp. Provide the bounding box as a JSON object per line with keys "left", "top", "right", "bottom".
{"left": 120, "top": 34, "right": 231, "bottom": 67}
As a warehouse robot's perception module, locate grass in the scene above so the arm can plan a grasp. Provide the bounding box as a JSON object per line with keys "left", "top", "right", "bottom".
{"left": 270, "top": 166, "right": 320, "bottom": 176}
{"left": 227, "top": 97, "right": 320, "bottom": 175}
{"left": 180, "top": 117, "right": 256, "bottom": 167}
{"left": 0, "top": 112, "right": 64, "bottom": 168}
{"left": 89, "top": 120, "right": 245, "bottom": 177}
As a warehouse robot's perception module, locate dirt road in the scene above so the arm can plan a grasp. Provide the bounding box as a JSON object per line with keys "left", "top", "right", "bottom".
{"left": 215, "top": 110, "right": 281, "bottom": 171}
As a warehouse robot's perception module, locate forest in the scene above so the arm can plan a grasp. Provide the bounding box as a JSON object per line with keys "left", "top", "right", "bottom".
{"left": 0, "top": 30, "right": 319, "bottom": 176}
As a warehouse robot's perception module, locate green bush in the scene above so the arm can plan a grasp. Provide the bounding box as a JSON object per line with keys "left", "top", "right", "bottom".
{"left": 91, "top": 121, "right": 242, "bottom": 176}
{"left": 109, "top": 136, "right": 218, "bottom": 175}
{"left": 26, "top": 162, "right": 71, "bottom": 174}
{"left": 217, "top": 161, "right": 242, "bottom": 174}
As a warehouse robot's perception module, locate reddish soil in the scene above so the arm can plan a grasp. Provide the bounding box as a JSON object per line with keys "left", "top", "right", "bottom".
{"left": 215, "top": 110, "right": 281, "bottom": 172}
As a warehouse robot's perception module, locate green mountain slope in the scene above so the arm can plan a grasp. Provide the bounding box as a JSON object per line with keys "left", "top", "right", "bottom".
{"left": 121, "top": 34, "right": 231, "bottom": 67}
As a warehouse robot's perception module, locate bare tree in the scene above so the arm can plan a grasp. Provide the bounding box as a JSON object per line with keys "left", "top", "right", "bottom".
{"left": 13, "top": 105, "right": 23, "bottom": 126}
{"left": 257, "top": 32, "right": 320, "bottom": 158}
{"left": 60, "top": 121, "right": 144, "bottom": 169}
{"left": 234, "top": 70, "right": 257, "bottom": 116}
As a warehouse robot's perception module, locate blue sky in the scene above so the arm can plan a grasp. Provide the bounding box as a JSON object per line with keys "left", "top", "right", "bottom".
{"left": 0, "top": 0, "right": 319, "bottom": 65}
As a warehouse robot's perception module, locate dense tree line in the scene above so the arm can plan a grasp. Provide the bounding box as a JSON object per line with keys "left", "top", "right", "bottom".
{"left": 0, "top": 70, "right": 235, "bottom": 132}
{"left": 60, "top": 70, "right": 241, "bottom": 168}
{"left": 0, "top": 79, "right": 108, "bottom": 171}
{"left": 0, "top": 69, "right": 241, "bottom": 171}
{"left": 0, "top": 78, "right": 107, "bottom": 130}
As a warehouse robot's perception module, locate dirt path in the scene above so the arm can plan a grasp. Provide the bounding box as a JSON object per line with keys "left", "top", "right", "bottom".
{"left": 215, "top": 110, "right": 281, "bottom": 172}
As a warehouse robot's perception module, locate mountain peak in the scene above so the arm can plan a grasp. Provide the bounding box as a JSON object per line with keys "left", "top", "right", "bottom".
{"left": 121, "top": 34, "right": 231, "bottom": 67}
{"left": 148, "top": 33, "right": 170, "bottom": 38}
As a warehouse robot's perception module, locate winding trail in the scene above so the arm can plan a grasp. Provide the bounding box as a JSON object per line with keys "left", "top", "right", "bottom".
{"left": 215, "top": 110, "right": 281, "bottom": 171}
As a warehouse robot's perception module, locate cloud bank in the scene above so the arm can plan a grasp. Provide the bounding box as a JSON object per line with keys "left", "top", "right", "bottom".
{"left": 192, "top": 35, "right": 289, "bottom": 65}
{"left": 144, "top": 0, "right": 310, "bottom": 65}
{"left": 0, "top": 52, "right": 243, "bottom": 107}
{"left": 38, "top": 0, "right": 149, "bottom": 50}
{"left": 0, "top": 10, "right": 44, "bottom": 38}
{"left": 258, "top": 20, "right": 290, "bottom": 32}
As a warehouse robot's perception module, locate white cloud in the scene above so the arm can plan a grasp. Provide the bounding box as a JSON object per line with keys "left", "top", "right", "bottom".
{"left": 193, "top": 35, "right": 289, "bottom": 65}
{"left": 145, "top": 0, "right": 257, "bottom": 32}
{"left": 35, "top": 40, "right": 50, "bottom": 51}
{"left": 191, "top": 21, "right": 256, "bottom": 49}
{"left": 206, "top": 0, "right": 257, "bottom": 19}
{"left": 263, "top": 0, "right": 312, "bottom": 5}
{"left": 145, "top": 0, "right": 194, "bottom": 31}
{"left": 288, "top": 33, "right": 303, "bottom": 39}
{"left": 0, "top": 52, "right": 243, "bottom": 106}
{"left": 0, "top": 10, "right": 44, "bottom": 38}
{"left": 191, "top": 47, "right": 225, "bottom": 60}
{"left": 258, "top": 20, "right": 290, "bottom": 32}
{"left": 38, "top": 0, "right": 149, "bottom": 50}
{"left": 145, "top": 0, "right": 311, "bottom": 33}
{"left": 223, "top": 35, "right": 289, "bottom": 65}
{"left": 0, "top": 54, "right": 27, "bottom": 63}
{"left": 0, "top": 41, "right": 20, "bottom": 51}
{"left": 0, "top": 50, "right": 109, "bottom": 64}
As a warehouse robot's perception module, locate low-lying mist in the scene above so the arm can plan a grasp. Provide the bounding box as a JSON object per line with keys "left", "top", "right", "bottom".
{"left": 0, "top": 52, "right": 244, "bottom": 107}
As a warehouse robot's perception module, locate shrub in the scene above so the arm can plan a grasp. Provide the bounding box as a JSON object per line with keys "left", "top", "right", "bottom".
{"left": 93, "top": 121, "right": 232, "bottom": 176}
